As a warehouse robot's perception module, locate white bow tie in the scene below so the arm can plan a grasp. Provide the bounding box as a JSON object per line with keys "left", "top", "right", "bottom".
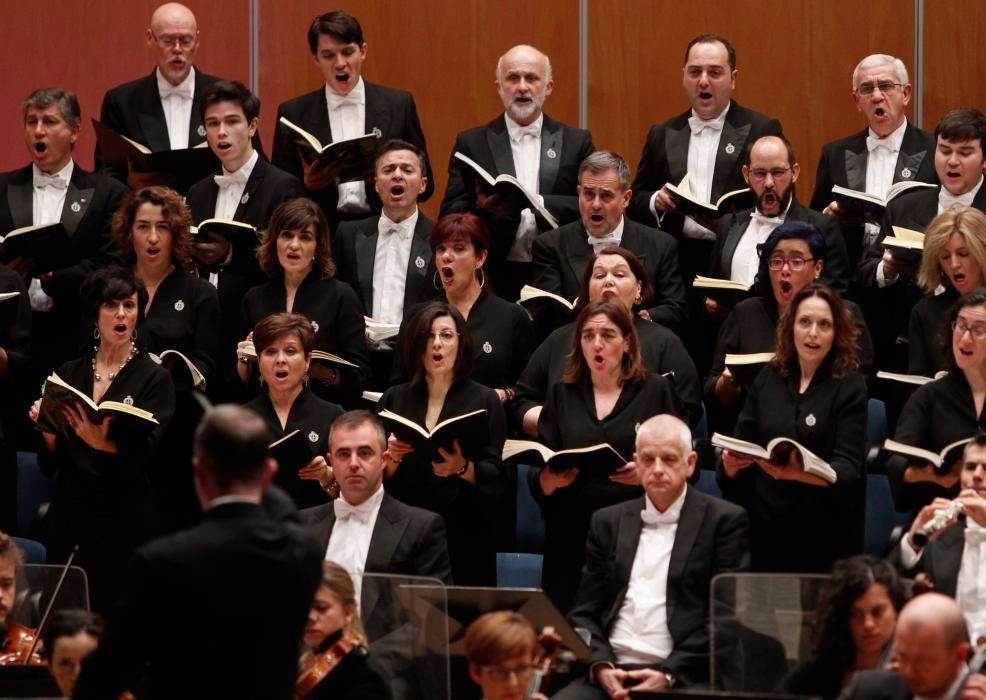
{"left": 328, "top": 92, "right": 364, "bottom": 110}
{"left": 750, "top": 211, "right": 786, "bottom": 228}
{"left": 509, "top": 124, "right": 540, "bottom": 143}
{"left": 589, "top": 234, "right": 620, "bottom": 252}
{"left": 334, "top": 499, "right": 370, "bottom": 523}
{"left": 160, "top": 82, "right": 193, "bottom": 101}
{"left": 940, "top": 189, "right": 971, "bottom": 211}
{"left": 688, "top": 116, "right": 724, "bottom": 136}
{"left": 641, "top": 507, "right": 679, "bottom": 527}
{"left": 866, "top": 135, "right": 897, "bottom": 154}
{"left": 33, "top": 172, "right": 68, "bottom": 190}
{"left": 214, "top": 170, "right": 249, "bottom": 189}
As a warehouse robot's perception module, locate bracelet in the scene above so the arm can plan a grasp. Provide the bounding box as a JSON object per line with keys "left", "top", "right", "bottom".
{"left": 238, "top": 356, "right": 250, "bottom": 365}
{"left": 501, "top": 387, "right": 516, "bottom": 402}
{"left": 453, "top": 461, "right": 470, "bottom": 477}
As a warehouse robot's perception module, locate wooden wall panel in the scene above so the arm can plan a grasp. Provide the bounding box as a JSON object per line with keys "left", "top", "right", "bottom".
{"left": 921, "top": 0, "right": 986, "bottom": 130}
{"left": 586, "top": 0, "right": 914, "bottom": 204}
{"left": 257, "top": 0, "right": 580, "bottom": 219}
{"left": 0, "top": 1, "right": 250, "bottom": 173}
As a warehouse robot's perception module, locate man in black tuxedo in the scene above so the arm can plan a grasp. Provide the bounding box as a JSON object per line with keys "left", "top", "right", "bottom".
{"left": 841, "top": 593, "right": 975, "bottom": 700}
{"left": 553, "top": 414, "right": 749, "bottom": 697}
{"left": 334, "top": 140, "right": 436, "bottom": 388}
{"left": 810, "top": 53, "right": 937, "bottom": 268}
{"left": 74, "top": 405, "right": 322, "bottom": 700}
{"left": 440, "top": 44, "right": 595, "bottom": 300}
{"left": 0, "top": 88, "right": 127, "bottom": 385}
{"left": 895, "top": 434, "right": 986, "bottom": 645}
{"left": 531, "top": 150, "right": 687, "bottom": 332}
{"left": 629, "top": 34, "right": 782, "bottom": 285}
{"left": 272, "top": 10, "right": 433, "bottom": 228}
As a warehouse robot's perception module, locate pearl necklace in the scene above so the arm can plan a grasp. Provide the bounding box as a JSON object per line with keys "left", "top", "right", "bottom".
{"left": 92, "top": 342, "right": 137, "bottom": 381}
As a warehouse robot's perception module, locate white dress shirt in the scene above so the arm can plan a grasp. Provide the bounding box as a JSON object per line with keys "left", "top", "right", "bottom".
{"left": 608, "top": 490, "right": 686, "bottom": 665}
{"left": 939, "top": 176, "right": 984, "bottom": 214}
{"left": 214, "top": 150, "right": 258, "bottom": 221}
{"left": 325, "top": 78, "right": 369, "bottom": 214}
{"left": 503, "top": 113, "right": 543, "bottom": 263}
{"left": 588, "top": 216, "right": 626, "bottom": 254}
{"left": 372, "top": 209, "right": 418, "bottom": 325}
{"left": 325, "top": 485, "right": 385, "bottom": 610}
{"left": 29, "top": 161, "right": 74, "bottom": 312}
{"left": 729, "top": 199, "right": 791, "bottom": 286}
{"left": 867, "top": 121, "right": 906, "bottom": 287}
{"left": 679, "top": 104, "right": 730, "bottom": 241}
{"left": 157, "top": 66, "right": 195, "bottom": 150}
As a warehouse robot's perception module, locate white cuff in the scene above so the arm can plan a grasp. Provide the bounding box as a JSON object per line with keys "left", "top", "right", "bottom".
{"left": 876, "top": 260, "right": 898, "bottom": 288}
{"left": 899, "top": 534, "right": 923, "bottom": 569}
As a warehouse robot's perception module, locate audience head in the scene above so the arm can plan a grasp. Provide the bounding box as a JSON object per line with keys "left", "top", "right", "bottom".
{"left": 580, "top": 246, "right": 652, "bottom": 313}
{"left": 961, "top": 433, "right": 986, "bottom": 497}
{"left": 465, "top": 610, "right": 539, "bottom": 700}
{"left": 23, "top": 88, "right": 81, "bottom": 175}
{"left": 113, "top": 186, "right": 192, "bottom": 267}
{"left": 200, "top": 80, "right": 259, "bottom": 173}
{"left": 252, "top": 313, "right": 314, "bottom": 394}
{"left": 374, "top": 139, "right": 428, "bottom": 220}
{"left": 682, "top": 34, "right": 736, "bottom": 121}
{"left": 564, "top": 296, "right": 646, "bottom": 384}
{"left": 754, "top": 221, "right": 826, "bottom": 308}
{"left": 304, "top": 561, "right": 365, "bottom": 648}
{"left": 773, "top": 283, "right": 859, "bottom": 378}
{"left": 258, "top": 197, "right": 335, "bottom": 280}
{"left": 401, "top": 301, "right": 473, "bottom": 385}
{"left": 813, "top": 555, "right": 906, "bottom": 669}
{"left": 892, "top": 593, "right": 970, "bottom": 697}
{"left": 496, "top": 45, "right": 553, "bottom": 127}
{"left": 430, "top": 213, "right": 490, "bottom": 296}
{"left": 80, "top": 266, "right": 148, "bottom": 342}
{"left": 147, "top": 3, "right": 199, "bottom": 86}
{"left": 578, "top": 151, "right": 632, "bottom": 239}
{"left": 851, "top": 54, "right": 911, "bottom": 137}
{"left": 919, "top": 206, "right": 986, "bottom": 294}
{"left": 327, "top": 410, "right": 388, "bottom": 507}
{"left": 0, "top": 532, "right": 23, "bottom": 626}
{"left": 634, "top": 414, "right": 696, "bottom": 511}
{"left": 40, "top": 609, "right": 104, "bottom": 697}
{"left": 944, "top": 288, "right": 986, "bottom": 374}
{"left": 307, "top": 11, "right": 366, "bottom": 96}
{"left": 192, "top": 404, "right": 275, "bottom": 506}
{"left": 933, "top": 108, "right": 986, "bottom": 197}
{"left": 742, "top": 135, "right": 799, "bottom": 217}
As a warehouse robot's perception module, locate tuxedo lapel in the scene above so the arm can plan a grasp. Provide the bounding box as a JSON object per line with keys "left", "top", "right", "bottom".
{"left": 667, "top": 488, "right": 707, "bottom": 624}
{"left": 355, "top": 217, "right": 380, "bottom": 310}
{"left": 363, "top": 495, "right": 410, "bottom": 612}
{"left": 313, "top": 507, "right": 336, "bottom": 551}
{"left": 618, "top": 221, "right": 648, "bottom": 267}
{"left": 894, "top": 124, "right": 931, "bottom": 184}
{"left": 565, "top": 223, "right": 594, "bottom": 286}
{"left": 712, "top": 120, "right": 750, "bottom": 199}
{"left": 844, "top": 147, "right": 868, "bottom": 192}
{"left": 538, "top": 116, "right": 562, "bottom": 194}
{"left": 721, "top": 210, "right": 752, "bottom": 274}
{"left": 61, "top": 170, "right": 94, "bottom": 237}
{"left": 931, "top": 527, "right": 965, "bottom": 596}
{"left": 364, "top": 83, "right": 393, "bottom": 138}
{"left": 614, "top": 501, "right": 644, "bottom": 597}
{"left": 7, "top": 171, "right": 33, "bottom": 230}
{"left": 189, "top": 70, "right": 210, "bottom": 146}
{"left": 664, "top": 121, "right": 690, "bottom": 185}
{"left": 404, "top": 215, "right": 432, "bottom": 308}
{"left": 486, "top": 118, "right": 516, "bottom": 178}
{"left": 135, "top": 73, "right": 172, "bottom": 151}
{"left": 234, "top": 159, "right": 268, "bottom": 222}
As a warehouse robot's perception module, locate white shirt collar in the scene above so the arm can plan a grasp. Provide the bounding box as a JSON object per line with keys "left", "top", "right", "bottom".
{"left": 206, "top": 494, "right": 261, "bottom": 510}
{"left": 32, "top": 159, "right": 74, "bottom": 182}
{"left": 690, "top": 101, "right": 731, "bottom": 129}
{"left": 589, "top": 215, "right": 626, "bottom": 243}
{"left": 504, "top": 112, "right": 544, "bottom": 138}
{"left": 339, "top": 482, "right": 385, "bottom": 512}
{"left": 644, "top": 486, "right": 687, "bottom": 520}
{"left": 222, "top": 149, "right": 259, "bottom": 179}
{"left": 379, "top": 208, "right": 419, "bottom": 239}
{"left": 867, "top": 119, "right": 907, "bottom": 152}
{"left": 155, "top": 65, "right": 196, "bottom": 96}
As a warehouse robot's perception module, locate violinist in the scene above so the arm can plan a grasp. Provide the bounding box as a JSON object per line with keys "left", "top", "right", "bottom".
{"left": 297, "top": 561, "right": 389, "bottom": 700}
{"left": 464, "top": 611, "right": 549, "bottom": 700}
{"left": 0, "top": 531, "right": 22, "bottom": 634}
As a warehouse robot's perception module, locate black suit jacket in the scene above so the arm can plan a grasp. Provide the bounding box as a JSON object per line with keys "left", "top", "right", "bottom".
{"left": 74, "top": 501, "right": 322, "bottom": 700}
{"left": 531, "top": 217, "right": 688, "bottom": 331}
{"left": 839, "top": 669, "right": 914, "bottom": 700}
{"left": 298, "top": 492, "right": 453, "bottom": 639}
{"left": 629, "top": 101, "right": 783, "bottom": 235}
{"left": 271, "top": 82, "right": 434, "bottom": 207}
{"left": 333, "top": 212, "right": 436, "bottom": 318}
{"left": 711, "top": 199, "right": 851, "bottom": 294}
{"left": 567, "top": 487, "right": 750, "bottom": 686}
{"left": 896, "top": 523, "right": 965, "bottom": 597}
{"left": 440, "top": 113, "right": 594, "bottom": 261}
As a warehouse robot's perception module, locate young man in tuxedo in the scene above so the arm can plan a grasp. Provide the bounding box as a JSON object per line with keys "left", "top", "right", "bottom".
{"left": 333, "top": 140, "right": 436, "bottom": 388}
{"left": 441, "top": 44, "right": 595, "bottom": 300}
{"left": 272, "top": 10, "right": 433, "bottom": 227}
{"left": 554, "top": 414, "right": 749, "bottom": 697}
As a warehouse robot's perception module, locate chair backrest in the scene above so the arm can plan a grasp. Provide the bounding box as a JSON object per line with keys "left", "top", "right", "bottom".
{"left": 864, "top": 473, "right": 911, "bottom": 555}
{"left": 867, "top": 398, "right": 888, "bottom": 453}
{"left": 15, "top": 451, "right": 53, "bottom": 538}
{"left": 12, "top": 537, "right": 45, "bottom": 564}
{"left": 495, "top": 552, "right": 543, "bottom": 588}
{"left": 515, "top": 463, "right": 545, "bottom": 552}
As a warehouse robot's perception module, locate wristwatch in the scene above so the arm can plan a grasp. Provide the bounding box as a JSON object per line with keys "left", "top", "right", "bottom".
{"left": 662, "top": 670, "right": 676, "bottom": 688}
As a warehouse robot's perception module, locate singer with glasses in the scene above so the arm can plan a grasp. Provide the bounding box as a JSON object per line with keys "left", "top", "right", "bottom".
{"left": 464, "top": 611, "right": 549, "bottom": 700}
{"left": 890, "top": 289, "right": 986, "bottom": 512}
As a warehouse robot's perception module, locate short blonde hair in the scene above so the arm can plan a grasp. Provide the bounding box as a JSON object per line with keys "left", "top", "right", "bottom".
{"left": 919, "top": 207, "right": 986, "bottom": 292}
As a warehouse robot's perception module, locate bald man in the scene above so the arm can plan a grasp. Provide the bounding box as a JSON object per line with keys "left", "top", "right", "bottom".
{"left": 96, "top": 3, "right": 261, "bottom": 188}
{"left": 440, "top": 44, "right": 594, "bottom": 300}
{"left": 841, "top": 593, "right": 977, "bottom": 699}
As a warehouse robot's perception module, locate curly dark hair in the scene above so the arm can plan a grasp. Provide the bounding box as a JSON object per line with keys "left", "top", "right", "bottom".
{"left": 112, "top": 186, "right": 192, "bottom": 267}
{"left": 772, "top": 283, "right": 859, "bottom": 378}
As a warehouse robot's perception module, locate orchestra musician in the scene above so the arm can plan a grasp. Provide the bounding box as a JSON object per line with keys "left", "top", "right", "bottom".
{"left": 464, "top": 610, "right": 549, "bottom": 700}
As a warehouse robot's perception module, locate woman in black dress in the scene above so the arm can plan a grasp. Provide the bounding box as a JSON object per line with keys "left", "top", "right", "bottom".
{"left": 380, "top": 301, "right": 506, "bottom": 586}
{"left": 29, "top": 268, "right": 175, "bottom": 612}
{"left": 244, "top": 313, "right": 343, "bottom": 509}
{"left": 531, "top": 297, "right": 684, "bottom": 612}
{"left": 908, "top": 206, "right": 986, "bottom": 376}
{"left": 298, "top": 561, "right": 389, "bottom": 700}
{"left": 238, "top": 198, "right": 369, "bottom": 404}
{"left": 719, "top": 283, "right": 868, "bottom": 573}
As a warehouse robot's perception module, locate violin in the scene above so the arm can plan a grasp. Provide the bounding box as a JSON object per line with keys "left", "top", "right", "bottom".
{"left": 295, "top": 625, "right": 364, "bottom": 699}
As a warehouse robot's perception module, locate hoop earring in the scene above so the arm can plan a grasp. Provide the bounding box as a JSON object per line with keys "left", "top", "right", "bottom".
{"left": 433, "top": 270, "right": 443, "bottom": 291}
{"left": 477, "top": 267, "right": 486, "bottom": 289}
{"left": 92, "top": 326, "right": 100, "bottom": 340}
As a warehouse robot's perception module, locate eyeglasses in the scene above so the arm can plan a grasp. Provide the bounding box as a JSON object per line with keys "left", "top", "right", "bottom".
{"left": 767, "top": 255, "right": 815, "bottom": 271}
{"left": 153, "top": 33, "right": 196, "bottom": 50}
{"left": 855, "top": 81, "right": 903, "bottom": 96}
{"left": 481, "top": 663, "right": 536, "bottom": 681}
{"left": 427, "top": 330, "right": 459, "bottom": 344}
{"left": 748, "top": 168, "right": 791, "bottom": 182}
{"left": 952, "top": 319, "right": 986, "bottom": 340}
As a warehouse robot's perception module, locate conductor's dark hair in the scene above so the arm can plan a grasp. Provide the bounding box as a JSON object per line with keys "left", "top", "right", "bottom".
{"left": 40, "top": 610, "right": 105, "bottom": 660}
{"left": 81, "top": 267, "right": 149, "bottom": 335}
{"left": 23, "top": 88, "right": 81, "bottom": 129}
{"left": 308, "top": 10, "right": 364, "bottom": 54}
{"left": 198, "top": 79, "right": 260, "bottom": 122}
{"left": 194, "top": 405, "right": 272, "bottom": 489}
{"left": 684, "top": 34, "right": 736, "bottom": 70}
